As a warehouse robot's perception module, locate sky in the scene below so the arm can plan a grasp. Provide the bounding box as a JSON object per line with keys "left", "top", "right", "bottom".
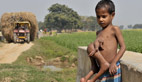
{"left": 0, "top": 0, "right": 142, "bottom": 27}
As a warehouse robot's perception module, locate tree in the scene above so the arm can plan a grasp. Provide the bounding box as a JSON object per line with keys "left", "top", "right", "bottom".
{"left": 80, "top": 16, "right": 100, "bottom": 31}
{"left": 127, "top": 25, "right": 133, "bottom": 29}
{"left": 44, "top": 3, "right": 82, "bottom": 33}
{"left": 119, "top": 25, "right": 124, "bottom": 29}
{"left": 133, "top": 24, "right": 142, "bottom": 29}
{"left": 38, "top": 21, "right": 45, "bottom": 30}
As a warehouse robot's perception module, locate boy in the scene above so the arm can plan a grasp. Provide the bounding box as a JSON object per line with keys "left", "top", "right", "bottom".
{"left": 80, "top": 0, "right": 126, "bottom": 82}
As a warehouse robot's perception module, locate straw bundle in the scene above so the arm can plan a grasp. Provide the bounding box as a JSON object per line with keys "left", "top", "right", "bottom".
{"left": 1, "top": 12, "right": 38, "bottom": 42}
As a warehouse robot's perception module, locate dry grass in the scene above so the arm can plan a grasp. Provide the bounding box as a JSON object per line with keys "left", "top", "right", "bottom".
{"left": 1, "top": 12, "right": 38, "bottom": 42}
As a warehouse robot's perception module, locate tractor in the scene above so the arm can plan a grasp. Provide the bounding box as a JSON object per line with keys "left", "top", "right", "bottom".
{"left": 13, "top": 21, "right": 30, "bottom": 43}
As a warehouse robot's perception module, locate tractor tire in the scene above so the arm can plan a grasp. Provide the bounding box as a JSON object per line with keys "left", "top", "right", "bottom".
{"left": 27, "top": 33, "right": 30, "bottom": 43}
{"left": 13, "top": 33, "right": 17, "bottom": 43}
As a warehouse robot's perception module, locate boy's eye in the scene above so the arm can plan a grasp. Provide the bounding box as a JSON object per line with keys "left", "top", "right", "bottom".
{"left": 97, "top": 15, "right": 106, "bottom": 19}
{"left": 97, "top": 16, "right": 100, "bottom": 19}
{"left": 102, "top": 15, "right": 106, "bottom": 18}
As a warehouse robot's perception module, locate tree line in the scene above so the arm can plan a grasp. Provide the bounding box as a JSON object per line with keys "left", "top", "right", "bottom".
{"left": 127, "top": 24, "right": 142, "bottom": 29}
{"left": 38, "top": 3, "right": 100, "bottom": 33}
{"left": 37, "top": 3, "right": 142, "bottom": 32}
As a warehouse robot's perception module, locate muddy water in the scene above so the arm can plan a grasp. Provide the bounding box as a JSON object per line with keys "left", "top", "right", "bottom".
{"left": 43, "top": 65, "right": 62, "bottom": 71}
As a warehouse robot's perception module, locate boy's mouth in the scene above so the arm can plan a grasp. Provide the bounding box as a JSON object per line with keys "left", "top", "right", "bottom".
{"left": 100, "top": 23, "right": 105, "bottom": 26}
{"left": 99, "top": 23, "right": 107, "bottom": 28}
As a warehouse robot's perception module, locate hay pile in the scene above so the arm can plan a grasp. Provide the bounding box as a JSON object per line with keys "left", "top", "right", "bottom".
{"left": 1, "top": 12, "right": 38, "bottom": 42}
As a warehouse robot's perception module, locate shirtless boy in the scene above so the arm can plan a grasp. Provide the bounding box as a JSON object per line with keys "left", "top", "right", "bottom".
{"left": 80, "top": 0, "right": 126, "bottom": 82}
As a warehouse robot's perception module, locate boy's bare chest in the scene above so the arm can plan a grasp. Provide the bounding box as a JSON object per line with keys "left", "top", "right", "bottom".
{"left": 97, "top": 30, "right": 118, "bottom": 50}
{"left": 97, "top": 31, "right": 115, "bottom": 40}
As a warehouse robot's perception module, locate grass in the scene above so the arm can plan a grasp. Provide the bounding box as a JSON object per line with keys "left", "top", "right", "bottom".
{"left": 0, "top": 29, "right": 142, "bottom": 81}
{"left": 45, "top": 30, "right": 142, "bottom": 53}
{"left": 45, "top": 32, "right": 96, "bottom": 51}
{"left": 123, "top": 30, "right": 142, "bottom": 53}
{"left": 14, "top": 38, "right": 77, "bottom": 65}
{"left": 0, "top": 38, "right": 77, "bottom": 82}
{"left": 0, "top": 64, "right": 76, "bottom": 82}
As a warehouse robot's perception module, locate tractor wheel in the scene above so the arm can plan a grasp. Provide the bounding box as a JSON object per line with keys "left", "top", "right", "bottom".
{"left": 13, "top": 33, "right": 17, "bottom": 43}
{"left": 27, "top": 33, "right": 30, "bottom": 43}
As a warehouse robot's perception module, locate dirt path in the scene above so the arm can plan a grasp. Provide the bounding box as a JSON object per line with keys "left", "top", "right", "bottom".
{"left": 0, "top": 43, "right": 33, "bottom": 64}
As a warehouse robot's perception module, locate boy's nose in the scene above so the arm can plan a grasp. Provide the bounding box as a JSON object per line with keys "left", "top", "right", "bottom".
{"left": 99, "top": 17, "right": 103, "bottom": 22}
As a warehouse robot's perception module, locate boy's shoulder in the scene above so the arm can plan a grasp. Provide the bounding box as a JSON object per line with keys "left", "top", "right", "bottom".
{"left": 96, "top": 26, "right": 121, "bottom": 35}
{"left": 111, "top": 25, "right": 120, "bottom": 30}
{"left": 112, "top": 25, "right": 121, "bottom": 33}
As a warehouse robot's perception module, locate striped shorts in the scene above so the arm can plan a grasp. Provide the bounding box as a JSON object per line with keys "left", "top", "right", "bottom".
{"left": 97, "top": 62, "right": 121, "bottom": 82}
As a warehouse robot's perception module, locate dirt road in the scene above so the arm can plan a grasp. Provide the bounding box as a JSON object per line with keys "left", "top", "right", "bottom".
{"left": 0, "top": 43, "right": 33, "bottom": 64}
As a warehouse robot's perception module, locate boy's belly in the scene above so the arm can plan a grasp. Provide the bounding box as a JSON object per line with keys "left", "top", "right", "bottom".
{"left": 99, "top": 41, "right": 118, "bottom": 63}
{"left": 100, "top": 50, "right": 117, "bottom": 63}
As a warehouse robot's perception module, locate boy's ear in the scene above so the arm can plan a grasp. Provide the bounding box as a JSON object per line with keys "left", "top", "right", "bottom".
{"left": 111, "top": 12, "right": 115, "bottom": 18}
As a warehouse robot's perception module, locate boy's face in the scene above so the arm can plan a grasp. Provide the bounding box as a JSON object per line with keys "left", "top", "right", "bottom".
{"left": 96, "top": 7, "right": 114, "bottom": 28}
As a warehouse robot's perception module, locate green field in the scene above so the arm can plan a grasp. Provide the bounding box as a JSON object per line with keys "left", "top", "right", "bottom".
{"left": 45, "top": 32, "right": 96, "bottom": 51}
{"left": 45, "top": 30, "right": 142, "bottom": 53}
{"left": 0, "top": 29, "right": 142, "bottom": 82}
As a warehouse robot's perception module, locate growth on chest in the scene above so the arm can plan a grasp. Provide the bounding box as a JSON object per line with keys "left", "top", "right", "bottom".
{"left": 98, "top": 33, "right": 114, "bottom": 39}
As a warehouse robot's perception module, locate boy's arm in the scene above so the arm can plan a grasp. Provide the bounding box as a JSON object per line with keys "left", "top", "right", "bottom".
{"left": 109, "top": 26, "right": 126, "bottom": 75}
{"left": 112, "top": 26, "right": 126, "bottom": 64}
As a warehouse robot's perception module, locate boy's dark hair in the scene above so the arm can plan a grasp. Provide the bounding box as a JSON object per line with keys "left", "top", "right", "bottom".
{"left": 95, "top": 0, "right": 115, "bottom": 14}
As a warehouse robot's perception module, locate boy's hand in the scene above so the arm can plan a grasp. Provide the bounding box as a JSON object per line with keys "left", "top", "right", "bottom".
{"left": 87, "top": 80, "right": 93, "bottom": 82}
{"left": 109, "top": 63, "right": 117, "bottom": 75}
{"left": 89, "top": 50, "right": 96, "bottom": 56}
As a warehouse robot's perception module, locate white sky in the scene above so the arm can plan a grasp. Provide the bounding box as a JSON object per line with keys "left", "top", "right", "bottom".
{"left": 0, "top": 0, "right": 142, "bottom": 27}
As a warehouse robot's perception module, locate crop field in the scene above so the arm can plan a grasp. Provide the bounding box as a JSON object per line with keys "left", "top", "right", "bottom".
{"left": 122, "top": 30, "right": 142, "bottom": 53}
{"left": 44, "top": 32, "right": 96, "bottom": 51}
{"left": 45, "top": 29, "right": 142, "bottom": 53}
